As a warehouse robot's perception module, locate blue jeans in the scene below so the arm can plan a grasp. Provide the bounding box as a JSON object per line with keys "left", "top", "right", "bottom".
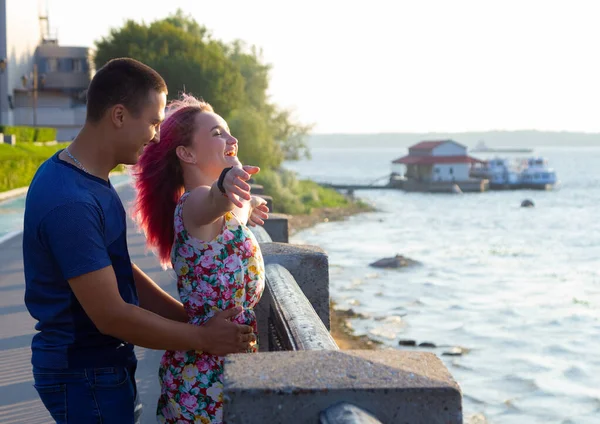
{"left": 33, "top": 364, "right": 142, "bottom": 423}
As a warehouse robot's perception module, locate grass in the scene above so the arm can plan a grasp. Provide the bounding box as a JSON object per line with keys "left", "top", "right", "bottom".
{"left": 0, "top": 143, "right": 69, "bottom": 192}
{"left": 253, "top": 168, "right": 359, "bottom": 215}
{"left": 0, "top": 143, "right": 125, "bottom": 193}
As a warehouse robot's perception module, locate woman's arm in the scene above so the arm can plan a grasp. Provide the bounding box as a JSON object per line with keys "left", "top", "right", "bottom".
{"left": 184, "top": 165, "right": 260, "bottom": 228}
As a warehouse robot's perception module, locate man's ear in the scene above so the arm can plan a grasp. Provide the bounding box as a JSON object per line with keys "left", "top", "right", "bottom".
{"left": 110, "top": 105, "right": 126, "bottom": 128}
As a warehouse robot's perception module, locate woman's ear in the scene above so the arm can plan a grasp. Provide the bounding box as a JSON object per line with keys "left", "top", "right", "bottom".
{"left": 176, "top": 146, "right": 196, "bottom": 165}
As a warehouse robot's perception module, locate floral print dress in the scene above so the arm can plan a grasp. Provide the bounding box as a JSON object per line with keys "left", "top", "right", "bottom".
{"left": 157, "top": 192, "right": 265, "bottom": 424}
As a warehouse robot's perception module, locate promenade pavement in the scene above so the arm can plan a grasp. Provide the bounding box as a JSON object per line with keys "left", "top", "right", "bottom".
{"left": 0, "top": 183, "right": 174, "bottom": 423}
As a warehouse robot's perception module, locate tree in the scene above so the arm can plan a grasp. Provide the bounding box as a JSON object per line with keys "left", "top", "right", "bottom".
{"left": 228, "top": 107, "right": 282, "bottom": 169}
{"left": 225, "top": 40, "right": 313, "bottom": 160}
{"left": 94, "top": 10, "right": 312, "bottom": 168}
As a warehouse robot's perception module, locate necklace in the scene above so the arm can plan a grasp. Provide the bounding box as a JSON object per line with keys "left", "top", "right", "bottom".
{"left": 65, "top": 148, "right": 89, "bottom": 173}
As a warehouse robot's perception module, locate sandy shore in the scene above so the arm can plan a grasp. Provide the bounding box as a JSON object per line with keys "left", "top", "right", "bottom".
{"left": 287, "top": 201, "right": 381, "bottom": 350}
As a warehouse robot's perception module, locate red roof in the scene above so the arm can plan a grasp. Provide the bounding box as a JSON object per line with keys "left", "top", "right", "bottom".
{"left": 409, "top": 141, "right": 446, "bottom": 151}
{"left": 409, "top": 140, "right": 467, "bottom": 151}
{"left": 392, "top": 155, "right": 484, "bottom": 165}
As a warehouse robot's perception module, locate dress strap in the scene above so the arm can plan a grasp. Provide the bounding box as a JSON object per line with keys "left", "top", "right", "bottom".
{"left": 174, "top": 191, "right": 192, "bottom": 242}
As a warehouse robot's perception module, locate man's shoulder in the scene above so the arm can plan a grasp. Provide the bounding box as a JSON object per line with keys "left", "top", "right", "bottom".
{"left": 25, "top": 157, "right": 98, "bottom": 224}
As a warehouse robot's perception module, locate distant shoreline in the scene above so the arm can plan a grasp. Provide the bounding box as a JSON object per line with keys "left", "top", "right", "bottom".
{"left": 306, "top": 130, "right": 600, "bottom": 149}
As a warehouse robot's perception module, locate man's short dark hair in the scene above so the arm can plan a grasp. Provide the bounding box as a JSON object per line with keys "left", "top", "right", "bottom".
{"left": 86, "top": 58, "right": 167, "bottom": 122}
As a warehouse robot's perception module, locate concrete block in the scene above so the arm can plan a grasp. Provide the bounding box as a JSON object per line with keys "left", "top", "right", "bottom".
{"left": 3, "top": 134, "right": 15, "bottom": 145}
{"left": 224, "top": 350, "right": 463, "bottom": 424}
{"left": 254, "top": 283, "right": 272, "bottom": 353}
{"left": 260, "top": 243, "right": 330, "bottom": 329}
{"left": 250, "top": 184, "right": 264, "bottom": 195}
{"left": 249, "top": 225, "right": 272, "bottom": 243}
{"left": 265, "top": 264, "right": 337, "bottom": 351}
{"left": 263, "top": 213, "right": 290, "bottom": 243}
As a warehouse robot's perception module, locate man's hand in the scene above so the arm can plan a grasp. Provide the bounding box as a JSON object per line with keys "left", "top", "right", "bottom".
{"left": 247, "top": 196, "right": 269, "bottom": 227}
{"left": 198, "top": 306, "right": 256, "bottom": 355}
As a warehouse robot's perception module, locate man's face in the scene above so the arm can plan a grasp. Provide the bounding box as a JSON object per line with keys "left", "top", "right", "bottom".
{"left": 119, "top": 90, "right": 166, "bottom": 165}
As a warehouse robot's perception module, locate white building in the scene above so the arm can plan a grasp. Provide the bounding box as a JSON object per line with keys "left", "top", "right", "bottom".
{"left": 0, "top": 1, "right": 93, "bottom": 140}
{"left": 392, "top": 140, "right": 483, "bottom": 182}
{"left": 0, "top": 0, "right": 41, "bottom": 126}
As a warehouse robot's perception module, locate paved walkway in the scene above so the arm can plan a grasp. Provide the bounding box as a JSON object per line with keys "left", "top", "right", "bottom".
{"left": 0, "top": 184, "right": 174, "bottom": 424}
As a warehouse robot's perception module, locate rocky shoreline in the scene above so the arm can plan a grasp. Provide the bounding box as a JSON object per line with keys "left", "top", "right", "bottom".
{"left": 287, "top": 200, "right": 382, "bottom": 350}
{"left": 287, "top": 201, "right": 375, "bottom": 236}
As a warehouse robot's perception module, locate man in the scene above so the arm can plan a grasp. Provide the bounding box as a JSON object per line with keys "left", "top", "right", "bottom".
{"left": 23, "top": 58, "right": 255, "bottom": 423}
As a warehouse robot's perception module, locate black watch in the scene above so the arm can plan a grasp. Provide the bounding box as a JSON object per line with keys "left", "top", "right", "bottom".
{"left": 217, "top": 167, "right": 233, "bottom": 194}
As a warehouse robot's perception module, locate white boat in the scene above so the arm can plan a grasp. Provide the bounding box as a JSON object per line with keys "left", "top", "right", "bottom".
{"left": 519, "top": 157, "right": 557, "bottom": 190}
{"left": 470, "top": 157, "right": 521, "bottom": 189}
{"left": 471, "top": 140, "right": 533, "bottom": 154}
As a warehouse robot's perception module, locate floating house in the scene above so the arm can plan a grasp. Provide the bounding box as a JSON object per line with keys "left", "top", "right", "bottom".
{"left": 391, "top": 140, "right": 488, "bottom": 193}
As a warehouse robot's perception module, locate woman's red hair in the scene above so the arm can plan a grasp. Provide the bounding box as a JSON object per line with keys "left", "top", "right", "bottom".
{"left": 132, "top": 94, "right": 213, "bottom": 268}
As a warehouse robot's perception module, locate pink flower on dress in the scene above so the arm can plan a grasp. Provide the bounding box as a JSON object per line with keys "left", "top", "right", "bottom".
{"left": 201, "top": 254, "right": 215, "bottom": 269}
{"left": 224, "top": 254, "right": 240, "bottom": 271}
{"left": 160, "top": 406, "right": 172, "bottom": 420}
{"left": 209, "top": 242, "right": 223, "bottom": 254}
{"left": 222, "top": 229, "right": 234, "bottom": 241}
{"left": 173, "top": 351, "right": 186, "bottom": 363}
{"left": 187, "top": 294, "right": 203, "bottom": 309}
{"left": 242, "top": 239, "right": 254, "bottom": 254}
{"left": 198, "top": 359, "right": 210, "bottom": 372}
{"left": 178, "top": 245, "right": 193, "bottom": 258}
{"left": 163, "top": 369, "right": 177, "bottom": 390}
{"left": 202, "top": 285, "right": 218, "bottom": 300}
{"left": 180, "top": 393, "right": 198, "bottom": 412}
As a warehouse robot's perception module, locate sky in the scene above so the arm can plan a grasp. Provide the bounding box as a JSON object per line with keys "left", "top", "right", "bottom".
{"left": 46, "top": 0, "right": 600, "bottom": 134}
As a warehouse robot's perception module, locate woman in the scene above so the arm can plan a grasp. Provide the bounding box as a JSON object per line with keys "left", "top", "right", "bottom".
{"left": 132, "top": 94, "right": 268, "bottom": 423}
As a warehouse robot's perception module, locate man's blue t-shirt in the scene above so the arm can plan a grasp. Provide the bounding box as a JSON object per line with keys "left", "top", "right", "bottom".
{"left": 23, "top": 151, "right": 138, "bottom": 369}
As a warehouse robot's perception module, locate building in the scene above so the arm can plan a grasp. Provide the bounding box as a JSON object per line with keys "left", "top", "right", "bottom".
{"left": 0, "top": 0, "right": 41, "bottom": 126}
{"left": 0, "top": 2, "right": 93, "bottom": 140}
{"left": 391, "top": 140, "right": 488, "bottom": 192}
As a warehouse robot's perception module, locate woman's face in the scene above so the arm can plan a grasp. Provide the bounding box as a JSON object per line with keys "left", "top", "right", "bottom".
{"left": 190, "top": 112, "right": 241, "bottom": 178}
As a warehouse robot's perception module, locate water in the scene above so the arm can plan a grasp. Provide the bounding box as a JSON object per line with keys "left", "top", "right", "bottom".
{"left": 285, "top": 145, "right": 600, "bottom": 423}
{"left": 0, "top": 173, "right": 132, "bottom": 241}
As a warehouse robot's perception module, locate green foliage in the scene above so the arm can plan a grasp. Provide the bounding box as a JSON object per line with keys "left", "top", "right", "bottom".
{"left": 296, "top": 179, "right": 350, "bottom": 209}
{"left": 0, "top": 126, "right": 57, "bottom": 143}
{"left": 253, "top": 169, "right": 349, "bottom": 215}
{"left": 228, "top": 107, "right": 282, "bottom": 169}
{"left": 94, "top": 10, "right": 312, "bottom": 169}
{"left": 95, "top": 12, "right": 246, "bottom": 115}
{"left": 0, "top": 126, "right": 36, "bottom": 142}
{"left": 0, "top": 143, "right": 125, "bottom": 192}
{"left": 0, "top": 143, "right": 68, "bottom": 191}
{"left": 34, "top": 127, "right": 57, "bottom": 142}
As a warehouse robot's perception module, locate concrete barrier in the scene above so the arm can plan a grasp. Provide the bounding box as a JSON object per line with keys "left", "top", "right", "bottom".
{"left": 263, "top": 212, "right": 290, "bottom": 243}
{"left": 264, "top": 264, "right": 337, "bottom": 351}
{"left": 224, "top": 350, "right": 463, "bottom": 424}
{"left": 260, "top": 242, "right": 330, "bottom": 329}
{"left": 3, "top": 134, "right": 15, "bottom": 145}
{"left": 250, "top": 184, "right": 264, "bottom": 195}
